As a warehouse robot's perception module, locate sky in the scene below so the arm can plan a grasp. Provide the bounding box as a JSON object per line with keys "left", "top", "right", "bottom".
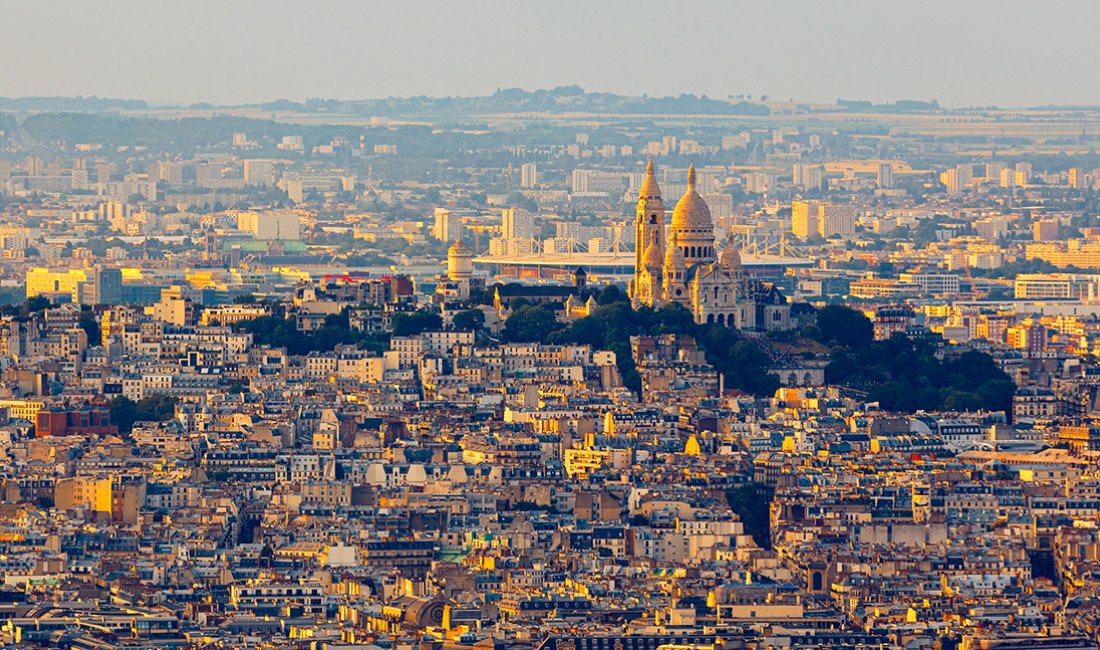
{"left": 1, "top": 0, "right": 1098, "bottom": 108}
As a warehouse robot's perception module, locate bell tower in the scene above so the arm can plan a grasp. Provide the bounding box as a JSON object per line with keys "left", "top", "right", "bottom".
{"left": 632, "top": 159, "right": 665, "bottom": 305}
{"left": 635, "top": 160, "right": 665, "bottom": 268}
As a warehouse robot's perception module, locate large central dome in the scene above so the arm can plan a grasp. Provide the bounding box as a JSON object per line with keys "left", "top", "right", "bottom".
{"left": 670, "top": 164, "right": 713, "bottom": 231}
{"left": 668, "top": 164, "right": 716, "bottom": 265}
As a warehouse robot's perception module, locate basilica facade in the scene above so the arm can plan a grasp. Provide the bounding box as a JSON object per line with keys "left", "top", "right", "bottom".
{"left": 628, "top": 160, "right": 757, "bottom": 329}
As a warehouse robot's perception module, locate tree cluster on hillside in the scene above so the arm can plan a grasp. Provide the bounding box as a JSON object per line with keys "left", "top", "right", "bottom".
{"left": 971, "top": 257, "right": 1085, "bottom": 278}
{"left": 235, "top": 310, "right": 390, "bottom": 355}
{"left": 109, "top": 395, "right": 179, "bottom": 434}
{"left": 501, "top": 288, "right": 779, "bottom": 397}
{"left": 391, "top": 311, "right": 443, "bottom": 337}
{"left": 812, "top": 306, "right": 1015, "bottom": 414}
{"left": 0, "top": 295, "right": 50, "bottom": 318}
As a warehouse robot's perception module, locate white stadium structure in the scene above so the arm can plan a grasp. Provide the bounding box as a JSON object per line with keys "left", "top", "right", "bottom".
{"left": 473, "top": 237, "right": 812, "bottom": 281}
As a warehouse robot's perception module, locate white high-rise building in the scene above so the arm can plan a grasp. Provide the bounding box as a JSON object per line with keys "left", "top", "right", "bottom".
{"left": 818, "top": 204, "right": 857, "bottom": 238}
{"left": 793, "top": 164, "right": 823, "bottom": 191}
{"left": 501, "top": 208, "right": 536, "bottom": 240}
{"left": 432, "top": 208, "right": 462, "bottom": 242}
{"left": 571, "top": 169, "right": 629, "bottom": 194}
{"left": 941, "top": 169, "right": 961, "bottom": 196}
{"left": 237, "top": 210, "right": 300, "bottom": 241}
{"left": 520, "top": 163, "right": 538, "bottom": 188}
{"left": 877, "top": 163, "right": 894, "bottom": 189}
{"left": 956, "top": 164, "right": 974, "bottom": 188}
{"left": 1015, "top": 162, "right": 1032, "bottom": 186}
{"left": 278, "top": 135, "right": 304, "bottom": 151}
{"left": 244, "top": 160, "right": 276, "bottom": 187}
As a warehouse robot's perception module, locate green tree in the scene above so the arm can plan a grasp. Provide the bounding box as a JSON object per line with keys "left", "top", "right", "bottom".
{"left": 19, "top": 295, "right": 51, "bottom": 317}
{"left": 727, "top": 484, "right": 774, "bottom": 549}
{"left": 110, "top": 395, "right": 179, "bottom": 434}
{"left": 502, "top": 305, "right": 559, "bottom": 342}
{"left": 824, "top": 335, "right": 1014, "bottom": 414}
{"left": 597, "top": 285, "right": 627, "bottom": 305}
{"left": 452, "top": 309, "right": 485, "bottom": 331}
{"left": 392, "top": 311, "right": 443, "bottom": 337}
{"left": 815, "top": 305, "right": 873, "bottom": 349}
{"left": 78, "top": 308, "right": 101, "bottom": 345}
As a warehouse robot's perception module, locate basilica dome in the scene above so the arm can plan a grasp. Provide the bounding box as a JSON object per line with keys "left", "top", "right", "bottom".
{"left": 670, "top": 164, "right": 713, "bottom": 232}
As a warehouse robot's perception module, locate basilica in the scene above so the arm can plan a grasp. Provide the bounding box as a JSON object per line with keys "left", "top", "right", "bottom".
{"left": 628, "top": 160, "right": 787, "bottom": 330}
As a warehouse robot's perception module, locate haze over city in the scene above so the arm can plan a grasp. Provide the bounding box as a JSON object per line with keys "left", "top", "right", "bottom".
{"left": 8, "top": 2, "right": 1100, "bottom": 649}
{"left": 3, "top": 0, "right": 1100, "bottom": 107}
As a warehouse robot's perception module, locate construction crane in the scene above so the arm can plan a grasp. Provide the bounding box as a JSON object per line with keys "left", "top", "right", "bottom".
{"left": 951, "top": 242, "right": 985, "bottom": 299}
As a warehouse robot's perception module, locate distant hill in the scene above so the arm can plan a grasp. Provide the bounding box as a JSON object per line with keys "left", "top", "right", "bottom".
{"left": 0, "top": 96, "right": 148, "bottom": 111}
{"left": 0, "top": 89, "right": 769, "bottom": 119}
{"left": 268, "top": 87, "right": 772, "bottom": 117}
{"left": 836, "top": 98, "right": 941, "bottom": 113}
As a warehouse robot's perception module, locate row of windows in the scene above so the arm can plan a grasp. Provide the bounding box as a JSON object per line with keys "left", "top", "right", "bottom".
{"left": 680, "top": 245, "right": 714, "bottom": 259}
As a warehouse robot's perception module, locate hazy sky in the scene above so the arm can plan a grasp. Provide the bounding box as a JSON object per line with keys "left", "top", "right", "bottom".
{"left": 2, "top": 0, "right": 1098, "bottom": 107}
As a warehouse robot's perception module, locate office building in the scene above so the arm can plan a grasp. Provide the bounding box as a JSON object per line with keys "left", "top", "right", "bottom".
{"left": 432, "top": 208, "right": 462, "bottom": 242}
{"left": 502, "top": 208, "right": 537, "bottom": 240}
{"left": 877, "top": 163, "right": 894, "bottom": 189}
{"left": 91, "top": 267, "right": 123, "bottom": 306}
{"left": 1014, "top": 274, "right": 1100, "bottom": 300}
{"left": 244, "top": 160, "right": 276, "bottom": 187}
{"left": 520, "top": 163, "right": 538, "bottom": 188}
{"left": 792, "top": 164, "right": 823, "bottom": 191}
{"left": 791, "top": 200, "right": 819, "bottom": 239}
{"left": 1033, "top": 219, "right": 1060, "bottom": 242}
{"left": 818, "top": 204, "right": 857, "bottom": 238}
{"left": 237, "top": 210, "right": 300, "bottom": 241}
{"left": 941, "top": 169, "right": 962, "bottom": 196}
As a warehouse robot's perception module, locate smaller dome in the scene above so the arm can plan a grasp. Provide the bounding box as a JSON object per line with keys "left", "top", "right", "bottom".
{"left": 642, "top": 240, "right": 662, "bottom": 269}
{"left": 448, "top": 240, "right": 472, "bottom": 256}
{"left": 664, "top": 233, "right": 686, "bottom": 269}
{"left": 720, "top": 244, "right": 742, "bottom": 270}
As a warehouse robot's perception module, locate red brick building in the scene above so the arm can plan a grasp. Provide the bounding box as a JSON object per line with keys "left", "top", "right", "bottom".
{"left": 35, "top": 408, "right": 118, "bottom": 437}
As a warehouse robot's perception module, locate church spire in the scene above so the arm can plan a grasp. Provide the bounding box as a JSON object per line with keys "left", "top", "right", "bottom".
{"left": 639, "top": 157, "right": 661, "bottom": 198}
{"left": 687, "top": 163, "right": 696, "bottom": 189}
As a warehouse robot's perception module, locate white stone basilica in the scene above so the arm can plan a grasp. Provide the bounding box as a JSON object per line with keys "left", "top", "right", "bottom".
{"left": 628, "top": 160, "right": 757, "bottom": 329}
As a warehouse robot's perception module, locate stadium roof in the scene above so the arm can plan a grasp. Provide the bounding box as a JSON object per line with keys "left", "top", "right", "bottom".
{"left": 473, "top": 249, "right": 812, "bottom": 272}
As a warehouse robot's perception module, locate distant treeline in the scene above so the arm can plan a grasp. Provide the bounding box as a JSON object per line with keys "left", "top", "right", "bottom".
{"left": 0, "top": 96, "right": 148, "bottom": 111}
{"left": 261, "top": 87, "right": 771, "bottom": 117}
{"left": 17, "top": 112, "right": 401, "bottom": 152}
{"left": 837, "top": 98, "right": 941, "bottom": 113}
